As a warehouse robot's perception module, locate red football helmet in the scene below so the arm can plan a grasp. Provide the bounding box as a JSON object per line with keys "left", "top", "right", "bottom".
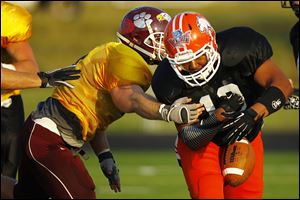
{"left": 117, "top": 6, "right": 171, "bottom": 65}
{"left": 164, "top": 12, "right": 220, "bottom": 87}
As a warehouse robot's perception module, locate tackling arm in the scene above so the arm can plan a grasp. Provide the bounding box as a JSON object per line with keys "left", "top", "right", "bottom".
{"left": 110, "top": 84, "right": 204, "bottom": 124}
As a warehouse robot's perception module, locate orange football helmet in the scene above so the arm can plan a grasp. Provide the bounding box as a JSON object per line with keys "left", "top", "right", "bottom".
{"left": 164, "top": 12, "right": 220, "bottom": 87}
{"left": 117, "top": 6, "right": 171, "bottom": 64}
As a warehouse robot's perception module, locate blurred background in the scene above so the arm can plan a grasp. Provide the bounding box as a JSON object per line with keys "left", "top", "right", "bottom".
{"left": 8, "top": 1, "right": 299, "bottom": 198}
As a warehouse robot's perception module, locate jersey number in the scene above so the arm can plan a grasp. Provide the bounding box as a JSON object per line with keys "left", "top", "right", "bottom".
{"left": 199, "top": 83, "right": 246, "bottom": 113}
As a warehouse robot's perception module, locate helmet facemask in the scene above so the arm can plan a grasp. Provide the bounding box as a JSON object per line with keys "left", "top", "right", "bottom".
{"left": 144, "top": 31, "right": 166, "bottom": 64}
{"left": 168, "top": 42, "right": 221, "bottom": 87}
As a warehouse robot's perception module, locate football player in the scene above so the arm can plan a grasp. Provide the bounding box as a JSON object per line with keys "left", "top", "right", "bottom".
{"left": 10, "top": 7, "right": 203, "bottom": 199}
{"left": 151, "top": 12, "right": 293, "bottom": 198}
{"left": 1, "top": 1, "right": 80, "bottom": 181}
{"left": 281, "top": 1, "right": 299, "bottom": 109}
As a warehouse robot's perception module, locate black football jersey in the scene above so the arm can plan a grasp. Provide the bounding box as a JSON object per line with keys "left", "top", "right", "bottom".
{"left": 152, "top": 27, "right": 273, "bottom": 118}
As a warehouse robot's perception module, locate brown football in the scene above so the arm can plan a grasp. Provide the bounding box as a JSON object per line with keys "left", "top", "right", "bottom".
{"left": 220, "top": 138, "right": 256, "bottom": 187}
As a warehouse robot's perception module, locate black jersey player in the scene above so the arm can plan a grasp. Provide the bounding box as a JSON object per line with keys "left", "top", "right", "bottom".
{"left": 151, "top": 12, "right": 292, "bottom": 199}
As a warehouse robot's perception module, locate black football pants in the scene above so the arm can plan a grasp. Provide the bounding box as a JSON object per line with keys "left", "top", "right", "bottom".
{"left": 1, "top": 95, "right": 24, "bottom": 178}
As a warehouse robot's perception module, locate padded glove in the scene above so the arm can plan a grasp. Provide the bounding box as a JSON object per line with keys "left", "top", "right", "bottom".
{"left": 159, "top": 97, "right": 201, "bottom": 124}
{"left": 217, "top": 92, "right": 244, "bottom": 115}
{"left": 220, "top": 108, "right": 262, "bottom": 145}
{"left": 98, "top": 151, "right": 121, "bottom": 192}
{"left": 38, "top": 64, "right": 80, "bottom": 88}
{"left": 284, "top": 88, "right": 299, "bottom": 109}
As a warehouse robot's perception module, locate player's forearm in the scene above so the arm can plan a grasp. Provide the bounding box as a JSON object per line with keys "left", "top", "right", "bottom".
{"left": 1, "top": 67, "right": 41, "bottom": 89}
{"left": 13, "top": 60, "right": 39, "bottom": 73}
{"left": 90, "top": 129, "right": 111, "bottom": 156}
{"left": 130, "top": 92, "right": 163, "bottom": 120}
{"left": 111, "top": 84, "right": 163, "bottom": 120}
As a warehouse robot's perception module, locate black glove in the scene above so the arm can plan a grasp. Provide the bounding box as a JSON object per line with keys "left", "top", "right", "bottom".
{"left": 98, "top": 151, "right": 121, "bottom": 192}
{"left": 220, "top": 108, "right": 262, "bottom": 145}
{"left": 217, "top": 92, "right": 244, "bottom": 115}
{"left": 284, "top": 88, "right": 299, "bottom": 109}
{"left": 38, "top": 65, "right": 81, "bottom": 88}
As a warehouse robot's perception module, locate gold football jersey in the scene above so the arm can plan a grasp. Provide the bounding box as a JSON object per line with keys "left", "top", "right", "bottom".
{"left": 1, "top": 1, "right": 32, "bottom": 102}
{"left": 52, "top": 42, "right": 152, "bottom": 141}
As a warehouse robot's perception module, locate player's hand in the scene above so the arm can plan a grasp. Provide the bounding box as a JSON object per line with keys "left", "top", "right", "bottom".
{"left": 38, "top": 64, "right": 81, "bottom": 88}
{"left": 217, "top": 92, "right": 244, "bottom": 116}
{"left": 160, "top": 97, "right": 203, "bottom": 124}
{"left": 99, "top": 152, "right": 121, "bottom": 192}
{"left": 284, "top": 88, "right": 299, "bottom": 109}
{"left": 220, "top": 108, "right": 262, "bottom": 145}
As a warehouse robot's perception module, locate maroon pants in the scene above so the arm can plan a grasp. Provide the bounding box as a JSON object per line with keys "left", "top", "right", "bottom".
{"left": 14, "top": 116, "right": 96, "bottom": 199}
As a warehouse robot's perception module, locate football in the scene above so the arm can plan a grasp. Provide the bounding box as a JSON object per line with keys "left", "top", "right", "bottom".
{"left": 220, "top": 138, "right": 256, "bottom": 187}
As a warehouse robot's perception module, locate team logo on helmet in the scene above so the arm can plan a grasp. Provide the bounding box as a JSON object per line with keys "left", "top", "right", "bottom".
{"left": 168, "top": 29, "right": 191, "bottom": 48}
{"left": 133, "top": 12, "right": 153, "bottom": 29}
{"left": 196, "top": 16, "right": 213, "bottom": 34}
{"left": 156, "top": 12, "right": 171, "bottom": 22}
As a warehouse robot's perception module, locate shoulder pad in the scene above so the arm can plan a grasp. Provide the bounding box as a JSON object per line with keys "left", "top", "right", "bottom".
{"left": 217, "top": 27, "right": 263, "bottom": 67}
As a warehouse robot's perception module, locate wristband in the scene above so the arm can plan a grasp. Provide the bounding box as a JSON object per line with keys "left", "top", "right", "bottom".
{"left": 37, "top": 72, "right": 49, "bottom": 88}
{"left": 256, "top": 86, "right": 286, "bottom": 115}
{"left": 98, "top": 151, "right": 114, "bottom": 163}
{"left": 158, "top": 104, "right": 170, "bottom": 121}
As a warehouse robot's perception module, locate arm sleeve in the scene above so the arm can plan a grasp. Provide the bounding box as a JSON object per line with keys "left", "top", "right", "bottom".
{"left": 179, "top": 114, "right": 221, "bottom": 150}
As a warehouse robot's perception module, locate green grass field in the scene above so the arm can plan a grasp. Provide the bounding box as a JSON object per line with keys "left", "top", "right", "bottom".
{"left": 83, "top": 150, "right": 299, "bottom": 199}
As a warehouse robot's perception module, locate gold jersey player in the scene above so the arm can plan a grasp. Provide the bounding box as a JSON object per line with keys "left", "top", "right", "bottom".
{"left": 12, "top": 7, "right": 203, "bottom": 199}
{"left": 1, "top": 1, "right": 38, "bottom": 179}
{"left": 1, "top": 1, "right": 80, "bottom": 181}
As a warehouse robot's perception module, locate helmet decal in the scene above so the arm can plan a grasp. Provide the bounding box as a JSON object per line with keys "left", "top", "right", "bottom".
{"left": 156, "top": 13, "right": 171, "bottom": 22}
{"left": 133, "top": 12, "right": 153, "bottom": 29}
{"left": 168, "top": 29, "right": 191, "bottom": 48}
{"left": 196, "top": 16, "right": 215, "bottom": 43}
{"left": 196, "top": 16, "right": 213, "bottom": 34}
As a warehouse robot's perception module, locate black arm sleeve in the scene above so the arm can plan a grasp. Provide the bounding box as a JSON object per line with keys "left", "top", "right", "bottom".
{"left": 179, "top": 114, "right": 221, "bottom": 150}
